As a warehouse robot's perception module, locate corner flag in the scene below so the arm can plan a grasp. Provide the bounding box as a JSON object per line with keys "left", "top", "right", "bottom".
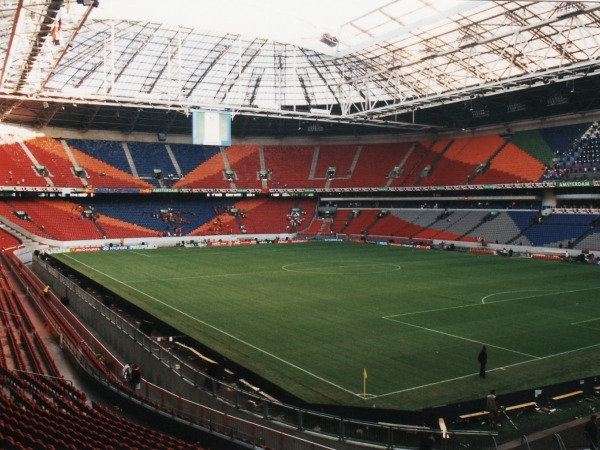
{"left": 363, "top": 368, "right": 367, "bottom": 399}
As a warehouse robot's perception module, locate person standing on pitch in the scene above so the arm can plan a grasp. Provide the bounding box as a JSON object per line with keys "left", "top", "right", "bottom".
{"left": 478, "top": 345, "right": 487, "bottom": 378}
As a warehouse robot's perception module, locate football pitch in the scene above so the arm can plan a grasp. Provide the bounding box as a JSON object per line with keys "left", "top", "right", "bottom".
{"left": 54, "top": 241, "right": 600, "bottom": 410}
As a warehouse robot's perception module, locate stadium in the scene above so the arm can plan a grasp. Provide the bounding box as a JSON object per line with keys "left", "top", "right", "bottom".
{"left": 0, "top": 1, "right": 599, "bottom": 449}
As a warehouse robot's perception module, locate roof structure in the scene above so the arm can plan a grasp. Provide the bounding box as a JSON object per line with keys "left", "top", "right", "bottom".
{"left": 1, "top": 0, "right": 600, "bottom": 137}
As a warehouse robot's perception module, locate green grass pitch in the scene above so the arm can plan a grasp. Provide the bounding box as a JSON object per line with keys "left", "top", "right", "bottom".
{"left": 54, "top": 241, "right": 600, "bottom": 410}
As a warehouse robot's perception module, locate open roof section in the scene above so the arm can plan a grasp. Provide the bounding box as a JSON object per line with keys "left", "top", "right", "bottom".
{"left": 0, "top": 1, "right": 600, "bottom": 134}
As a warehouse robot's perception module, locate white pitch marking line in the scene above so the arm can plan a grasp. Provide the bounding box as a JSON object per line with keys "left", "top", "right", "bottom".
{"left": 481, "top": 289, "right": 562, "bottom": 304}
{"left": 571, "top": 317, "right": 600, "bottom": 331}
{"left": 129, "top": 250, "right": 151, "bottom": 257}
{"left": 371, "top": 341, "right": 600, "bottom": 399}
{"left": 282, "top": 262, "right": 401, "bottom": 273}
{"left": 63, "top": 254, "right": 357, "bottom": 397}
{"left": 383, "top": 316, "right": 539, "bottom": 359}
{"left": 385, "top": 286, "right": 600, "bottom": 320}
{"left": 571, "top": 317, "right": 600, "bottom": 325}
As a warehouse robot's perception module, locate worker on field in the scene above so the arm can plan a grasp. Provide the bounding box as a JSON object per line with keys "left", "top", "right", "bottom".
{"left": 486, "top": 390, "right": 500, "bottom": 426}
{"left": 478, "top": 345, "right": 487, "bottom": 378}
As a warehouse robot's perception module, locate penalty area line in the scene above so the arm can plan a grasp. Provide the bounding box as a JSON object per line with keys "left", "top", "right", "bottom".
{"left": 62, "top": 254, "right": 357, "bottom": 397}
{"left": 480, "top": 286, "right": 600, "bottom": 304}
{"left": 384, "top": 286, "right": 600, "bottom": 319}
{"left": 371, "top": 341, "right": 600, "bottom": 400}
{"left": 383, "top": 316, "right": 539, "bottom": 359}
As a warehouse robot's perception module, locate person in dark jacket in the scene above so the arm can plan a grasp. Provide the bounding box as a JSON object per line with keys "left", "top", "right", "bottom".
{"left": 478, "top": 345, "right": 488, "bottom": 378}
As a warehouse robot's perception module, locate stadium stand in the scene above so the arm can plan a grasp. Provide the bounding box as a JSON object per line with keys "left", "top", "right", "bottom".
{"left": 0, "top": 367, "right": 204, "bottom": 450}
{"left": 476, "top": 141, "right": 545, "bottom": 184}
{"left": 24, "top": 137, "right": 84, "bottom": 187}
{"left": 315, "top": 144, "right": 359, "bottom": 188}
{"left": 336, "top": 209, "right": 381, "bottom": 236}
{"left": 509, "top": 130, "right": 556, "bottom": 169}
{"left": 66, "top": 140, "right": 155, "bottom": 189}
{"left": 263, "top": 145, "right": 315, "bottom": 188}
{"left": 380, "top": 142, "right": 428, "bottom": 188}
{"left": 169, "top": 143, "right": 221, "bottom": 178}
{"left": 0, "top": 122, "right": 598, "bottom": 450}
{"left": 67, "top": 139, "right": 133, "bottom": 174}
{"left": 417, "top": 138, "right": 483, "bottom": 187}
{"left": 224, "top": 145, "right": 263, "bottom": 189}
{"left": 174, "top": 149, "right": 231, "bottom": 189}
{"left": 127, "top": 142, "right": 179, "bottom": 187}
{"left": 521, "top": 213, "right": 595, "bottom": 248}
{"left": 78, "top": 196, "right": 228, "bottom": 236}
{"left": 0, "top": 228, "right": 20, "bottom": 249}
{"left": 0, "top": 141, "right": 48, "bottom": 188}
{"left": 330, "top": 142, "right": 414, "bottom": 188}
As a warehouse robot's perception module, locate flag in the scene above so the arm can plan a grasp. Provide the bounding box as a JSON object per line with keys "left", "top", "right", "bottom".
{"left": 363, "top": 368, "right": 367, "bottom": 399}
{"left": 363, "top": 368, "right": 367, "bottom": 380}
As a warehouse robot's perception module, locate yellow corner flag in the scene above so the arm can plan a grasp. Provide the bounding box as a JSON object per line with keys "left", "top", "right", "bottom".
{"left": 363, "top": 368, "right": 367, "bottom": 399}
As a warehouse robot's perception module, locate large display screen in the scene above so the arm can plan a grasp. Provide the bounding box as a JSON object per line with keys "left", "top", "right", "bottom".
{"left": 192, "top": 110, "right": 231, "bottom": 146}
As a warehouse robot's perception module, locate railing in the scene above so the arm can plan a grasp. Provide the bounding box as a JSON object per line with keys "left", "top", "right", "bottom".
{"left": 553, "top": 433, "right": 567, "bottom": 450}
{"left": 26, "top": 253, "right": 499, "bottom": 449}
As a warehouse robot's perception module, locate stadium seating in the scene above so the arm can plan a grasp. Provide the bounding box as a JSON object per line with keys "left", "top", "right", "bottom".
{"left": 174, "top": 149, "right": 231, "bottom": 189}
{"left": 522, "top": 213, "right": 594, "bottom": 247}
{"left": 67, "top": 139, "right": 132, "bottom": 174}
{"left": 345, "top": 142, "right": 416, "bottom": 188}
{"left": 417, "top": 138, "right": 475, "bottom": 187}
{"left": 0, "top": 142, "right": 48, "bottom": 187}
{"left": 84, "top": 196, "right": 228, "bottom": 236}
{"left": 315, "top": 144, "right": 359, "bottom": 188}
{"left": 477, "top": 142, "right": 545, "bottom": 184}
{"left": 0, "top": 367, "right": 204, "bottom": 450}
{"left": 0, "top": 228, "right": 20, "bottom": 249}
{"left": 169, "top": 143, "right": 220, "bottom": 178}
{"left": 263, "top": 145, "right": 316, "bottom": 188}
{"left": 337, "top": 209, "right": 380, "bottom": 236}
{"left": 225, "top": 145, "right": 263, "bottom": 189}
{"left": 397, "top": 141, "right": 441, "bottom": 187}
{"left": 67, "top": 140, "right": 154, "bottom": 189}
{"left": 0, "top": 128, "right": 586, "bottom": 192}
{"left": 24, "top": 137, "right": 85, "bottom": 187}
{"left": 127, "top": 142, "right": 179, "bottom": 186}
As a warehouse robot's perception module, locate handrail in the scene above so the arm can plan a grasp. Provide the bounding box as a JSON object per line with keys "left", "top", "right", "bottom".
{"left": 553, "top": 432, "right": 567, "bottom": 450}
